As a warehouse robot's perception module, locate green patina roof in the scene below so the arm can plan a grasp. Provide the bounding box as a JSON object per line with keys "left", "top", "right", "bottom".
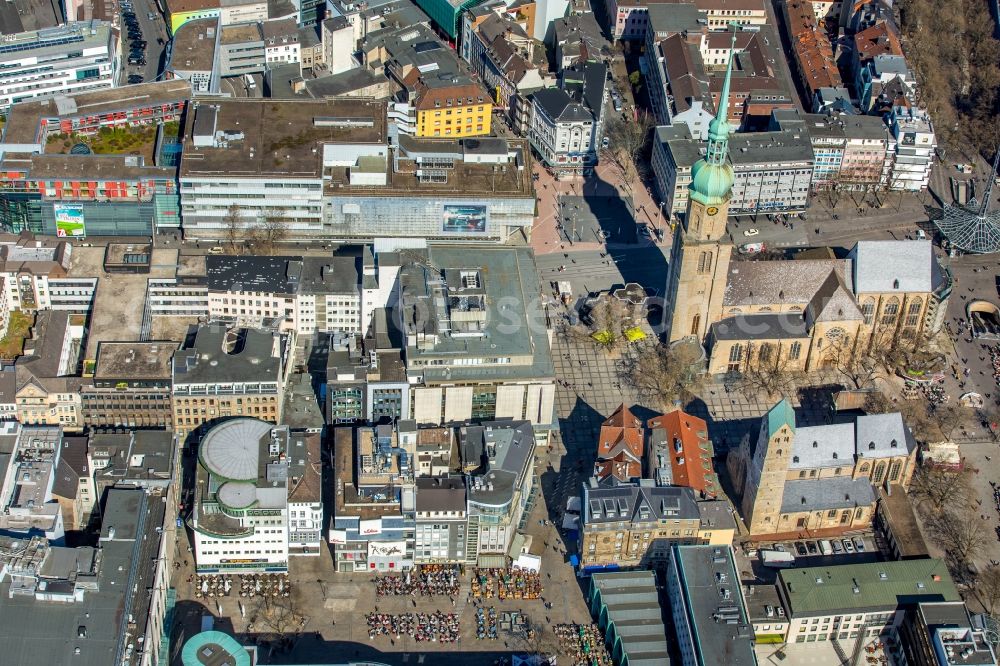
{"left": 690, "top": 160, "right": 735, "bottom": 205}
{"left": 182, "top": 631, "right": 252, "bottom": 666}
{"left": 767, "top": 398, "right": 796, "bottom": 438}
{"left": 688, "top": 28, "right": 736, "bottom": 205}
{"left": 778, "top": 559, "right": 959, "bottom": 616}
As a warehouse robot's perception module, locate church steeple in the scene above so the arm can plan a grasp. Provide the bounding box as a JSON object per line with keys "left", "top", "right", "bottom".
{"left": 705, "top": 30, "right": 736, "bottom": 165}
{"left": 689, "top": 28, "right": 737, "bottom": 206}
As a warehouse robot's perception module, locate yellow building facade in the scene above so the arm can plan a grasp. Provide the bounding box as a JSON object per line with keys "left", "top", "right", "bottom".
{"left": 734, "top": 400, "right": 917, "bottom": 537}
{"left": 415, "top": 84, "right": 492, "bottom": 138}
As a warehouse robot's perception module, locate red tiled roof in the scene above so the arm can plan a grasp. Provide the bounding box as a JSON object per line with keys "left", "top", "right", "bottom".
{"left": 597, "top": 403, "right": 644, "bottom": 459}
{"left": 853, "top": 23, "right": 903, "bottom": 61}
{"left": 648, "top": 409, "right": 718, "bottom": 498}
{"left": 594, "top": 404, "right": 645, "bottom": 483}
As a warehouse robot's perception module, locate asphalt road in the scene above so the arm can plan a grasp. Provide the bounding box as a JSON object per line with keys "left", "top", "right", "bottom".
{"left": 116, "top": 0, "right": 169, "bottom": 83}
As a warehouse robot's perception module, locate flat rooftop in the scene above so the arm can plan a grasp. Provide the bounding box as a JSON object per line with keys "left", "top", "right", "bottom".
{"left": 0, "top": 488, "right": 164, "bottom": 666}
{"left": 400, "top": 245, "right": 554, "bottom": 383}
{"left": 0, "top": 0, "right": 62, "bottom": 34}
{"left": 333, "top": 427, "right": 402, "bottom": 520}
{"left": 172, "top": 324, "right": 283, "bottom": 387}
{"left": 330, "top": 138, "right": 533, "bottom": 197}
{"left": 220, "top": 23, "right": 262, "bottom": 44}
{"left": 171, "top": 18, "right": 220, "bottom": 73}
{"left": 94, "top": 341, "right": 179, "bottom": 380}
{"left": 67, "top": 246, "right": 154, "bottom": 361}
{"left": 2, "top": 80, "right": 191, "bottom": 146}
{"left": 0, "top": 20, "right": 110, "bottom": 64}
{"left": 0, "top": 154, "right": 175, "bottom": 181}
{"left": 673, "top": 545, "right": 756, "bottom": 666}
{"left": 104, "top": 242, "right": 152, "bottom": 266}
{"left": 778, "top": 559, "right": 960, "bottom": 616}
{"left": 180, "top": 98, "right": 387, "bottom": 179}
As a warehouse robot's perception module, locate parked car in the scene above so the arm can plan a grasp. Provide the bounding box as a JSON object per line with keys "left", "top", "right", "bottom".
{"left": 843, "top": 539, "right": 854, "bottom": 553}
{"left": 832, "top": 540, "right": 844, "bottom": 554}
{"left": 743, "top": 228, "right": 760, "bottom": 237}
{"left": 806, "top": 541, "right": 818, "bottom": 554}
{"left": 818, "top": 540, "right": 833, "bottom": 555}
{"left": 795, "top": 542, "right": 807, "bottom": 556}
{"left": 852, "top": 537, "right": 866, "bottom": 552}
{"left": 127, "top": 74, "right": 144, "bottom": 83}
{"left": 148, "top": 11, "right": 157, "bottom": 19}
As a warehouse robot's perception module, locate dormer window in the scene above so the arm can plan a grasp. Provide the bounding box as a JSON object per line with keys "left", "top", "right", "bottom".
{"left": 893, "top": 279, "right": 900, "bottom": 289}
{"left": 832, "top": 452, "right": 838, "bottom": 459}
{"left": 812, "top": 441, "right": 818, "bottom": 448}
{"left": 890, "top": 439, "right": 898, "bottom": 448}
{"left": 868, "top": 442, "right": 876, "bottom": 450}
{"left": 793, "top": 456, "right": 799, "bottom": 463}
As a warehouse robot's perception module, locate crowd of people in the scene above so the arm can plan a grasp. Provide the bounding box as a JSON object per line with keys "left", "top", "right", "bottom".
{"left": 190, "top": 573, "right": 291, "bottom": 600}
{"left": 989, "top": 344, "right": 1000, "bottom": 387}
{"left": 472, "top": 568, "right": 543, "bottom": 600}
{"left": 192, "top": 574, "right": 231, "bottom": 599}
{"left": 554, "top": 623, "right": 613, "bottom": 666}
{"left": 373, "top": 565, "right": 461, "bottom": 597}
{"left": 365, "top": 612, "right": 461, "bottom": 643}
{"left": 237, "top": 573, "right": 290, "bottom": 599}
{"left": 475, "top": 606, "right": 498, "bottom": 640}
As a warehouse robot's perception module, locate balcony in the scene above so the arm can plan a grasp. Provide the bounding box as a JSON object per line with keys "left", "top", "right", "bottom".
{"left": 193, "top": 502, "right": 254, "bottom": 539}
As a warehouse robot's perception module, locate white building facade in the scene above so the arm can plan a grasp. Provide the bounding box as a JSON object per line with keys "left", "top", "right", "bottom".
{"left": 888, "top": 106, "right": 935, "bottom": 191}
{"left": 0, "top": 21, "right": 118, "bottom": 113}
{"left": 191, "top": 420, "right": 296, "bottom": 574}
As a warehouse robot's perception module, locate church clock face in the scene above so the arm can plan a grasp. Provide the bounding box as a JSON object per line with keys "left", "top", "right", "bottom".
{"left": 706, "top": 206, "right": 719, "bottom": 216}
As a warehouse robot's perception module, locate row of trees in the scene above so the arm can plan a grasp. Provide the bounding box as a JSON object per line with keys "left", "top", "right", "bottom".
{"left": 222, "top": 204, "right": 289, "bottom": 255}
{"left": 909, "top": 465, "right": 1000, "bottom": 614}
{"left": 899, "top": 0, "right": 1000, "bottom": 149}
{"left": 616, "top": 327, "right": 932, "bottom": 409}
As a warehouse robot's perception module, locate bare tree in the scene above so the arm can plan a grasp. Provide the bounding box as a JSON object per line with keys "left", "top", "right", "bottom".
{"left": 620, "top": 340, "right": 704, "bottom": 409}
{"left": 827, "top": 327, "right": 937, "bottom": 389}
{"left": 223, "top": 204, "right": 247, "bottom": 253}
{"left": 734, "top": 342, "right": 801, "bottom": 399}
{"left": 600, "top": 112, "right": 654, "bottom": 195}
{"left": 820, "top": 180, "right": 842, "bottom": 209}
{"left": 862, "top": 390, "right": 895, "bottom": 414}
{"left": 248, "top": 589, "right": 305, "bottom": 650}
{"left": 872, "top": 329, "right": 938, "bottom": 377}
{"left": 827, "top": 333, "right": 882, "bottom": 389}
{"left": 242, "top": 208, "right": 290, "bottom": 255}
{"left": 258, "top": 207, "right": 289, "bottom": 253}
{"left": 909, "top": 465, "right": 976, "bottom": 513}
{"left": 926, "top": 402, "right": 974, "bottom": 441}
{"left": 575, "top": 296, "right": 634, "bottom": 351}
{"left": 928, "top": 509, "right": 988, "bottom": 565}
{"left": 971, "top": 567, "right": 1000, "bottom": 615}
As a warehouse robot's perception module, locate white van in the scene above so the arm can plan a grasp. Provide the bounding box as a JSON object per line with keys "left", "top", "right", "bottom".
{"left": 818, "top": 540, "right": 833, "bottom": 556}
{"left": 243, "top": 73, "right": 256, "bottom": 90}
